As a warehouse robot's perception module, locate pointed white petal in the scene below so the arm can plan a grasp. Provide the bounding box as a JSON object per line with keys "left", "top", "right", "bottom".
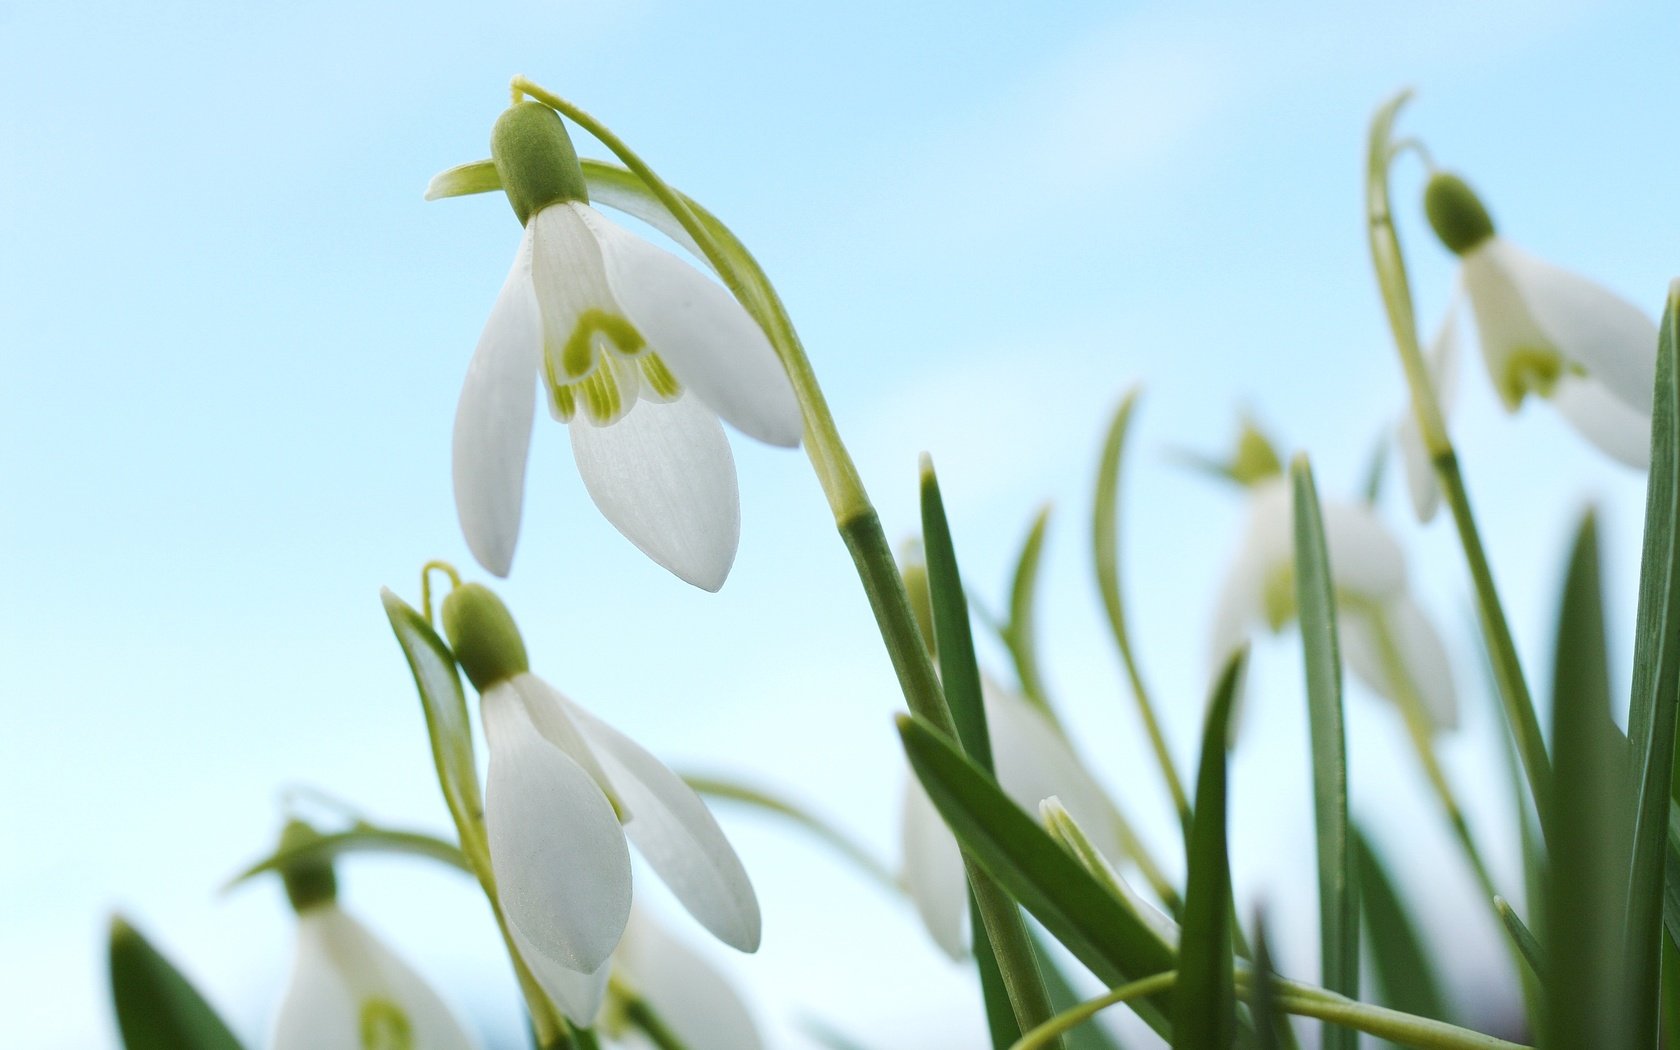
{"left": 616, "top": 910, "right": 763, "bottom": 1050}
{"left": 983, "top": 681, "right": 1126, "bottom": 866}
{"left": 453, "top": 229, "right": 542, "bottom": 578}
{"left": 1551, "top": 372, "right": 1652, "bottom": 468}
{"left": 582, "top": 177, "right": 710, "bottom": 264}
{"left": 560, "top": 698, "right": 761, "bottom": 952}
{"left": 569, "top": 395, "right": 740, "bottom": 591}
{"left": 1399, "top": 299, "right": 1463, "bottom": 522}
{"left": 1490, "top": 238, "right": 1658, "bottom": 413}
{"left": 1208, "top": 479, "right": 1289, "bottom": 673}
{"left": 899, "top": 775, "right": 969, "bottom": 958}
{"left": 482, "top": 684, "right": 632, "bottom": 973}
{"left": 272, "top": 906, "right": 479, "bottom": 1050}
{"left": 508, "top": 674, "right": 623, "bottom": 814}
{"left": 509, "top": 924, "right": 610, "bottom": 1027}
{"left": 1340, "top": 595, "right": 1458, "bottom": 731}
{"left": 1322, "top": 500, "right": 1407, "bottom": 602}
{"left": 581, "top": 206, "right": 802, "bottom": 447}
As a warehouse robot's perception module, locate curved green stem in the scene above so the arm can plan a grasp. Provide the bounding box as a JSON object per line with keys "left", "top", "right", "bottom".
{"left": 1363, "top": 89, "right": 1550, "bottom": 814}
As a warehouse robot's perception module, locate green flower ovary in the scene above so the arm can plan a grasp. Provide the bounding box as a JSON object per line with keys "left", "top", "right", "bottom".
{"left": 543, "top": 310, "right": 683, "bottom": 425}
{"left": 359, "top": 998, "right": 413, "bottom": 1050}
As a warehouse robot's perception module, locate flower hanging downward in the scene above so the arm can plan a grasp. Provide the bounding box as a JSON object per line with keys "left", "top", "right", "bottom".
{"left": 1211, "top": 474, "right": 1457, "bottom": 731}
{"left": 440, "top": 582, "right": 760, "bottom": 1025}
{"left": 1400, "top": 171, "right": 1655, "bottom": 520}
{"left": 269, "top": 822, "right": 479, "bottom": 1050}
{"left": 450, "top": 102, "right": 802, "bottom": 589}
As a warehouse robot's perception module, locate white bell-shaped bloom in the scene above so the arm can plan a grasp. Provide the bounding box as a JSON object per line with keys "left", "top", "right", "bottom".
{"left": 1210, "top": 477, "right": 1457, "bottom": 730}
{"left": 270, "top": 903, "right": 478, "bottom": 1050}
{"left": 1400, "top": 173, "right": 1656, "bottom": 521}
{"left": 453, "top": 107, "right": 802, "bottom": 590}
{"left": 899, "top": 678, "right": 1126, "bottom": 957}
{"left": 609, "top": 909, "right": 764, "bottom": 1050}
{"left": 480, "top": 671, "right": 761, "bottom": 1024}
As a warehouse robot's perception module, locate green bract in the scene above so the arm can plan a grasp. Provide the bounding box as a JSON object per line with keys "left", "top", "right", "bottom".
{"left": 1423, "top": 173, "right": 1495, "bottom": 256}
{"left": 441, "top": 582, "right": 529, "bottom": 691}
{"left": 491, "top": 102, "right": 589, "bottom": 225}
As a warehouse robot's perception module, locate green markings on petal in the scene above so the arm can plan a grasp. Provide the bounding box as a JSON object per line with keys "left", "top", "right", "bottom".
{"left": 559, "top": 308, "right": 646, "bottom": 380}
{"left": 1497, "top": 347, "right": 1564, "bottom": 409}
{"left": 640, "top": 353, "right": 683, "bottom": 401}
{"left": 576, "top": 364, "right": 626, "bottom": 425}
{"left": 540, "top": 310, "right": 653, "bottom": 424}
{"left": 360, "top": 998, "right": 414, "bottom": 1050}
{"left": 1261, "top": 563, "right": 1297, "bottom": 631}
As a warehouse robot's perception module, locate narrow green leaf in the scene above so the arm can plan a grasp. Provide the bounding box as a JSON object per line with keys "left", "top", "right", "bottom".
{"left": 1493, "top": 897, "right": 1545, "bottom": 982}
{"left": 1354, "top": 830, "right": 1448, "bottom": 1022}
{"left": 975, "top": 906, "right": 1028, "bottom": 1049}
{"left": 1034, "top": 930, "right": 1128, "bottom": 1050}
{"left": 1172, "top": 654, "right": 1243, "bottom": 1050}
{"left": 1001, "top": 505, "right": 1054, "bottom": 713}
{"left": 1289, "top": 456, "right": 1358, "bottom": 1050}
{"left": 1550, "top": 509, "right": 1635, "bottom": 1047}
{"left": 424, "top": 158, "right": 501, "bottom": 200}
{"left": 225, "top": 824, "right": 470, "bottom": 889}
{"left": 897, "top": 713, "right": 1177, "bottom": 1038}
{"left": 381, "top": 588, "right": 486, "bottom": 864}
{"left": 682, "top": 774, "right": 897, "bottom": 893}
{"left": 1666, "top": 802, "right": 1680, "bottom": 951}
{"left": 1251, "top": 916, "right": 1286, "bottom": 1050}
{"left": 1359, "top": 431, "right": 1388, "bottom": 506}
{"left": 1627, "top": 284, "right": 1680, "bottom": 1047}
{"left": 108, "top": 916, "right": 244, "bottom": 1050}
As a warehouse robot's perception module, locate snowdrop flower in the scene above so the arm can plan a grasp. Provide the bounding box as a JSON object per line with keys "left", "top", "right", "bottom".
{"left": 452, "top": 102, "right": 802, "bottom": 589}
{"left": 900, "top": 677, "right": 1126, "bottom": 957}
{"left": 269, "top": 823, "right": 478, "bottom": 1050}
{"left": 439, "top": 582, "right": 760, "bottom": 1024}
{"left": 605, "top": 909, "right": 764, "bottom": 1050}
{"left": 1210, "top": 474, "right": 1457, "bottom": 730}
{"left": 1402, "top": 172, "right": 1655, "bottom": 520}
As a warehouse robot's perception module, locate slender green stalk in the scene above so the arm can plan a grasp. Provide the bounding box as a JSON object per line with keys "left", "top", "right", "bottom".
{"left": 1363, "top": 89, "right": 1549, "bottom": 812}
{"left": 619, "top": 994, "right": 691, "bottom": 1050}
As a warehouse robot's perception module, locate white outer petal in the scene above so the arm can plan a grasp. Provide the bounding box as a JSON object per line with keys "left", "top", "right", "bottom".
{"left": 482, "top": 682, "right": 632, "bottom": 973}
{"left": 581, "top": 205, "right": 802, "bottom": 447}
{"left": 1340, "top": 595, "right": 1458, "bottom": 732}
{"left": 899, "top": 773, "right": 969, "bottom": 958}
{"left": 271, "top": 905, "right": 479, "bottom": 1050}
{"left": 1489, "top": 238, "right": 1658, "bottom": 413}
{"left": 453, "top": 228, "right": 542, "bottom": 577}
{"left": 560, "top": 697, "right": 762, "bottom": 952}
{"left": 1399, "top": 298, "right": 1463, "bottom": 523}
{"left": 582, "top": 181, "right": 709, "bottom": 264}
{"left": 569, "top": 395, "right": 740, "bottom": 592}
{"left": 509, "top": 924, "right": 610, "bottom": 1028}
{"left": 1551, "top": 372, "right": 1652, "bottom": 468}
{"left": 616, "top": 910, "right": 764, "bottom": 1050}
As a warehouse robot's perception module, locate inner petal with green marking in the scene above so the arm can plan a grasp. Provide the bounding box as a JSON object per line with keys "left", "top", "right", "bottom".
{"left": 541, "top": 309, "right": 684, "bottom": 425}
{"left": 359, "top": 998, "right": 413, "bottom": 1050}
{"left": 1496, "top": 344, "right": 1564, "bottom": 409}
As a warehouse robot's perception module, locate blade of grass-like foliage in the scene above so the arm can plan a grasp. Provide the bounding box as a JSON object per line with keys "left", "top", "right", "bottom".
{"left": 226, "top": 824, "right": 470, "bottom": 888}
{"left": 108, "top": 916, "right": 244, "bottom": 1050}
{"left": 1354, "top": 829, "right": 1448, "bottom": 1023}
{"left": 1252, "top": 916, "right": 1286, "bottom": 1050}
{"left": 1289, "top": 456, "right": 1357, "bottom": 1050}
{"left": 381, "top": 588, "right": 487, "bottom": 866}
{"left": 1665, "top": 803, "right": 1680, "bottom": 1048}
{"left": 1002, "top": 505, "right": 1054, "bottom": 714}
{"left": 1550, "top": 509, "right": 1635, "bottom": 1046}
{"left": 922, "top": 459, "right": 1056, "bottom": 1047}
{"left": 897, "top": 713, "right": 1177, "bottom": 1038}
{"left": 1093, "top": 389, "right": 1191, "bottom": 829}
{"left": 1359, "top": 431, "right": 1388, "bottom": 506}
{"left": 1034, "top": 930, "right": 1128, "bottom": 1050}
{"left": 682, "top": 774, "right": 897, "bottom": 893}
{"left": 1494, "top": 897, "right": 1544, "bottom": 981}
{"left": 1172, "top": 654, "right": 1243, "bottom": 1050}
{"left": 1624, "top": 285, "right": 1680, "bottom": 1048}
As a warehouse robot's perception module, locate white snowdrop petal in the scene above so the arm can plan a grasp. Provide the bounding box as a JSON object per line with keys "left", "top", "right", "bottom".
{"left": 569, "top": 395, "right": 740, "bottom": 592}
{"left": 583, "top": 180, "right": 710, "bottom": 264}
{"left": 1397, "top": 413, "right": 1439, "bottom": 523}
{"left": 1340, "top": 596, "right": 1457, "bottom": 732}
{"left": 616, "top": 911, "right": 764, "bottom": 1050}
{"left": 560, "top": 698, "right": 762, "bottom": 952}
{"left": 581, "top": 206, "right": 802, "bottom": 447}
{"left": 509, "top": 674, "right": 622, "bottom": 811}
{"left": 1462, "top": 244, "right": 1557, "bottom": 408}
{"left": 453, "top": 228, "right": 543, "bottom": 578}
{"left": 1551, "top": 372, "right": 1652, "bottom": 469}
{"left": 271, "top": 912, "right": 360, "bottom": 1050}
{"left": 899, "top": 775, "right": 969, "bottom": 958}
{"left": 509, "top": 924, "right": 610, "bottom": 1027}
{"left": 1399, "top": 298, "right": 1463, "bottom": 522}
{"left": 1489, "top": 239, "right": 1658, "bottom": 413}
{"left": 482, "top": 684, "right": 632, "bottom": 973}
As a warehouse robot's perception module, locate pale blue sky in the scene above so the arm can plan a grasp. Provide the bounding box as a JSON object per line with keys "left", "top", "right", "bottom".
{"left": 4, "top": 1, "right": 1677, "bottom": 1046}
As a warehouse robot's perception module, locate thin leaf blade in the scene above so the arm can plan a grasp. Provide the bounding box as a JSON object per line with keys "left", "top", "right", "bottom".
{"left": 226, "top": 825, "right": 470, "bottom": 889}
{"left": 109, "top": 916, "right": 244, "bottom": 1050}
{"left": 1355, "top": 829, "right": 1448, "bottom": 1023}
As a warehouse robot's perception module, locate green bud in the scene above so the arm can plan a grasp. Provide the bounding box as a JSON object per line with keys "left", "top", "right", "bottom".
{"left": 1424, "top": 173, "right": 1496, "bottom": 255}
{"left": 441, "top": 582, "right": 529, "bottom": 691}
{"left": 491, "top": 102, "right": 590, "bottom": 225}
{"left": 277, "top": 820, "right": 338, "bottom": 913}
{"left": 1229, "top": 418, "right": 1283, "bottom": 487}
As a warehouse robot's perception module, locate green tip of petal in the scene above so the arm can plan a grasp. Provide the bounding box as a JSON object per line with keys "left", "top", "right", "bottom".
{"left": 441, "top": 582, "right": 529, "bottom": 691}
{"left": 1424, "top": 172, "right": 1496, "bottom": 255}
{"left": 492, "top": 102, "right": 589, "bottom": 224}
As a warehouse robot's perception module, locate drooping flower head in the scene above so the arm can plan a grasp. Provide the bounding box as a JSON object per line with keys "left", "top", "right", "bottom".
{"left": 1400, "top": 171, "right": 1656, "bottom": 520}
{"left": 439, "top": 581, "right": 760, "bottom": 1025}
{"left": 268, "top": 821, "right": 479, "bottom": 1050}
{"left": 451, "top": 102, "right": 802, "bottom": 589}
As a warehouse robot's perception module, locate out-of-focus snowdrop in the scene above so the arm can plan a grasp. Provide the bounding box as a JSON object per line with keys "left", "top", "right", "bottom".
{"left": 1400, "top": 172, "right": 1655, "bottom": 521}
{"left": 268, "top": 822, "right": 479, "bottom": 1050}
{"left": 601, "top": 909, "right": 764, "bottom": 1050}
